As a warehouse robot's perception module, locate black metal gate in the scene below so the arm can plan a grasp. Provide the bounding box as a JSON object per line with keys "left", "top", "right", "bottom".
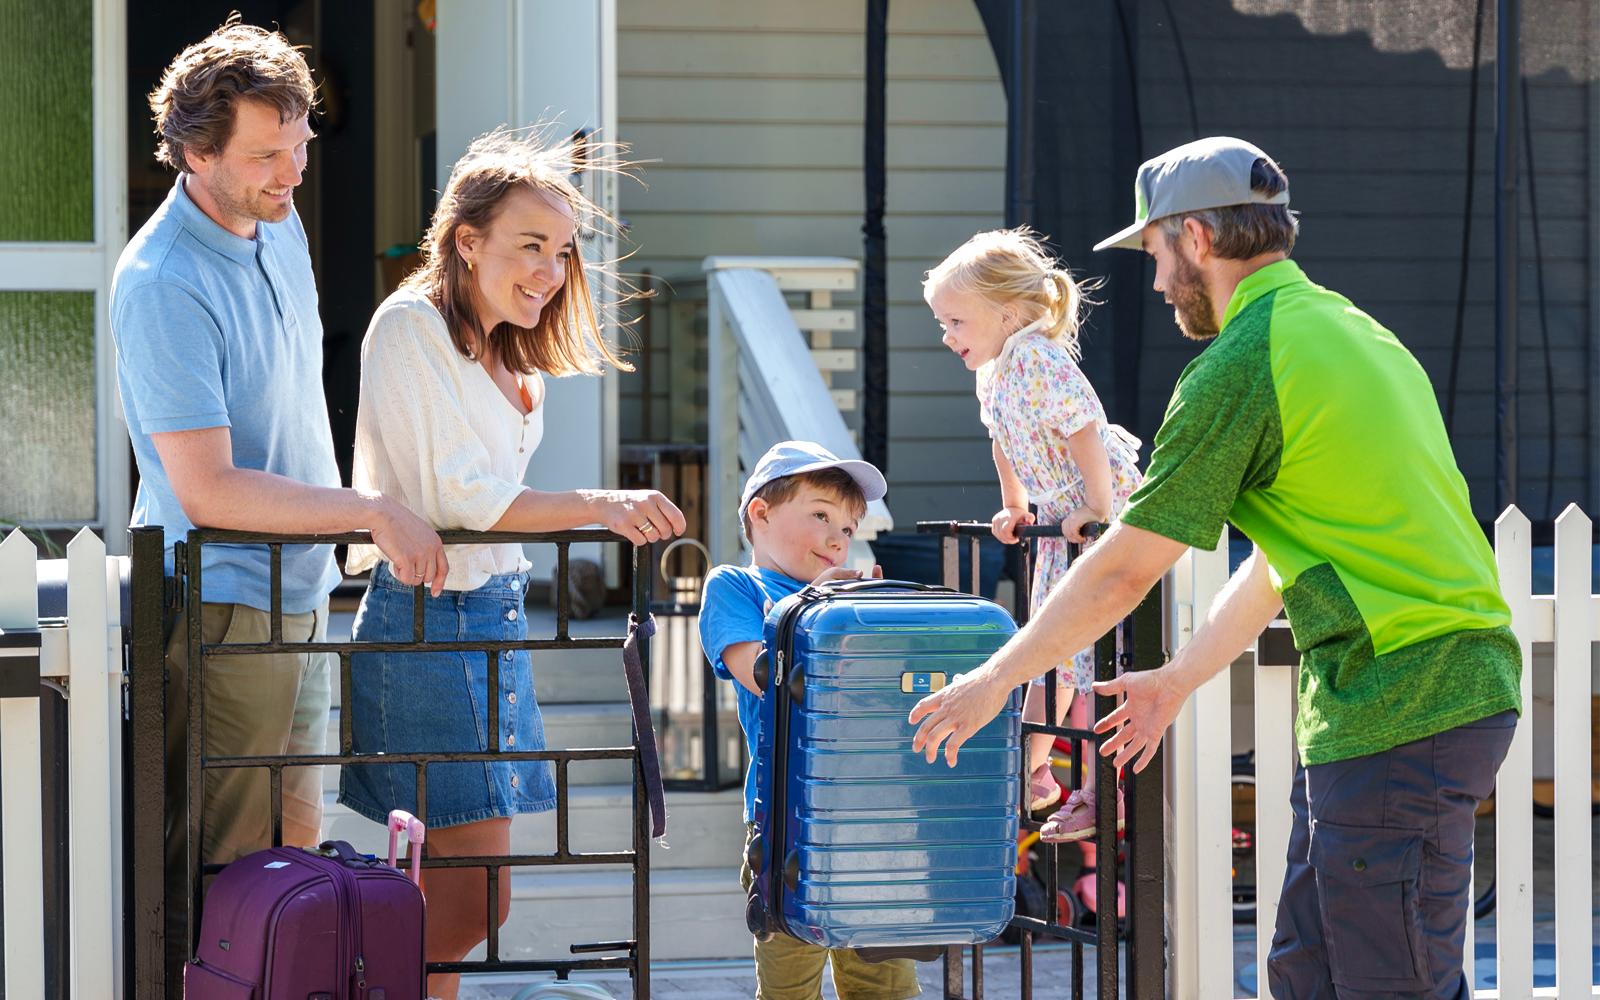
{"left": 127, "top": 526, "right": 659, "bottom": 999}
{"left": 918, "top": 522, "right": 1166, "bottom": 1000}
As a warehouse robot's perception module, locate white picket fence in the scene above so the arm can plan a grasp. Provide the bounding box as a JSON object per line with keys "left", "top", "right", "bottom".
{"left": 0, "top": 528, "right": 125, "bottom": 1000}
{"left": 1168, "top": 504, "right": 1599, "bottom": 1000}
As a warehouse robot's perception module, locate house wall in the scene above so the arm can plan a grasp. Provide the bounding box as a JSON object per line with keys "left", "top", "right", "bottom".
{"left": 616, "top": 0, "right": 1598, "bottom": 530}
{"left": 615, "top": 0, "right": 1008, "bottom": 527}
{"left": 1119, "top": 0, "right": 1597, "bottom": 522}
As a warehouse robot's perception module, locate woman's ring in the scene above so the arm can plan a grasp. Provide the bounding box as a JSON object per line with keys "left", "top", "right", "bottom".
{"left": 638, "top": 522, "right": 655, "bottom": 533}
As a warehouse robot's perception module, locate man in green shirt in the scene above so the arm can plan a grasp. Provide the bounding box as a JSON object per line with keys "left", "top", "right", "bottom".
{"left": 909, "top": 137, "right": 1519, "bottom": 998}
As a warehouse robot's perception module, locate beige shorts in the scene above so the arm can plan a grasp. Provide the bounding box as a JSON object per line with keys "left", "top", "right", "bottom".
{"left": 740, "top": 824, "right": 922, "bottom": 1000}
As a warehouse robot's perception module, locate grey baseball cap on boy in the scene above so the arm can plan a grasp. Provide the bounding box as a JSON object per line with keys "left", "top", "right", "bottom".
{"left": 1094, "top": 136, "right": 1290, "bottom": 252}
{"left": 739, "top": 440, "right": 887, "bottom": 523}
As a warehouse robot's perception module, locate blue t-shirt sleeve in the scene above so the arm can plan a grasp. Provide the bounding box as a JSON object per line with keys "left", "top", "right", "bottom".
{"left": 698, "top": 567, "right": 768, "bottom": 683}
{"left": 113, "top": 281, "right": 230, "bottom": 435}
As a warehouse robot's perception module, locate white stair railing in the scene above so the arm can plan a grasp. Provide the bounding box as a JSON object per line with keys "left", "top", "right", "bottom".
{"left": 1167, "top": 505, "right": 1597, "bottom": 999}
{"left": 704, "top": 256, "right": 892, "bottom": 567}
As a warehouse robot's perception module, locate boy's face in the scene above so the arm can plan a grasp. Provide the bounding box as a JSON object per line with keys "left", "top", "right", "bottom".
{"left": 747, "top": 483, "right": 861, "bottom": 581}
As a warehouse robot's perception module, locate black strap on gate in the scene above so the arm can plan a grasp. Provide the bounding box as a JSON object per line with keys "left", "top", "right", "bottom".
{"left": 621, "top": 612, "right": 667, "bottom": 838}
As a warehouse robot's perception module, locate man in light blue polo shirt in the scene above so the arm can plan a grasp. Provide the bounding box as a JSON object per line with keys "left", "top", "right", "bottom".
{"left": 111, "top": 20, "right": 445, "bottom": 968}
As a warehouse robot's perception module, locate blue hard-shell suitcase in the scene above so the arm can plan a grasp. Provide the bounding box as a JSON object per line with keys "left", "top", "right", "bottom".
{"left": 744, "top": 579, "right": 1023, "bottom": 952}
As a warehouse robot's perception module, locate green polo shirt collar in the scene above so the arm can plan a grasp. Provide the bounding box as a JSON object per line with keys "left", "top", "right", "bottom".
{"left": 1219, "top": 257, "right": 1303, "bottom": 330}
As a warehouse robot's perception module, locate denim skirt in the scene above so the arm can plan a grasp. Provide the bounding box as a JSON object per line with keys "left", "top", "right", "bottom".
{"left": 337, "top": 562, "right": 557, "bottom": 828}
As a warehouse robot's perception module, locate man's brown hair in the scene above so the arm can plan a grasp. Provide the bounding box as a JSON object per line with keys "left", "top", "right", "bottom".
{"left": 742, "top": 467, "right": 868, "bottom": 541}
{"left": 148, "top": 16, "right": 316, "bottom": 172}
{"left": 1159, "top": 157, "right": 1299, "bottom": 260}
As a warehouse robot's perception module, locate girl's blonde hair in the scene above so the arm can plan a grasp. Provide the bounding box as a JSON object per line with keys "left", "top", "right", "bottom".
{"left": 405, "top": 126, "right": 640, "bottom": 376}
{"left": 922, "top": 227, "right": 1098, "bottom": 361}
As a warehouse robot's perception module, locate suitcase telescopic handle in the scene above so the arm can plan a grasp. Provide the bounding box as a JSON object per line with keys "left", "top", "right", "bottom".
{"left": 387, "top": 809, "right": 426, "bottom": 886}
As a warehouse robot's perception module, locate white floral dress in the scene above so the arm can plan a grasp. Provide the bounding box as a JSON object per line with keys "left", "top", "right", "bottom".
{"left": 977, "top": 328, "right": 1144, "bottom": 693}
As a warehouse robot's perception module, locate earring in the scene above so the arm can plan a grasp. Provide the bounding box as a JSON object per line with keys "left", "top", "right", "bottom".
{"left": 466, "top": 259, "right": 475, "bottom": 272}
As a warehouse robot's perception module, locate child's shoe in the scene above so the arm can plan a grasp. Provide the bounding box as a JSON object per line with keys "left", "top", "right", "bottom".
{"left": 1038, "top": 786, "right": 1125, "bottom": 843}
{"left": 1028, "top": 762, "right": 1062, "bottom": 812}
{"left": 1072, "top": 866, "right": 1127, "bottom": 921}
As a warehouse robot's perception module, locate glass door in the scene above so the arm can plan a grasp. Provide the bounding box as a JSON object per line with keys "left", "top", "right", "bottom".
{"left": 0, "top": 0, "right": 128, "bottom": 550}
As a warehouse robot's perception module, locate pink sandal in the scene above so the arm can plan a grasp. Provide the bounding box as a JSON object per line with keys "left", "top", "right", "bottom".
{"left": 1029, "top": 762, "right": 1062, "bottom": 812}
{"left": 1038, "top": 786, "right": 1125, "bottom": 843}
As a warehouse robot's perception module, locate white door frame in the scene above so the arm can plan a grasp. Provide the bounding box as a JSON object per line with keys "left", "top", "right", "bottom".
{"left": 0, "top": 0, "right": 129, "bottom": 552}
{"left": 436, "top": 0, "right": 620, "bottom": 583}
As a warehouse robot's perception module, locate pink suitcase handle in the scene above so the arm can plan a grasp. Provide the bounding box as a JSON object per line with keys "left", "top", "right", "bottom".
{"left": 386, "top": 809, "right": 426, "bottom": 886}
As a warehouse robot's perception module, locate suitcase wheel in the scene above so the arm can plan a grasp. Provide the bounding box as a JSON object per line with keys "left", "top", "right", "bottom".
{"left": 783, "top": 850, "right": 801, "bottom": 892}
{"left": 744, "top": 834, "right": 765, "bottom": 873}
{"left": 787, "top": 666, "right": 805, "bottom": 704}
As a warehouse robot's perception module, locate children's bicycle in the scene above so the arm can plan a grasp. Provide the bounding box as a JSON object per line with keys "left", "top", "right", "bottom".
{"left": 1231, "top": 753, "right": 1258, "bottom": 923}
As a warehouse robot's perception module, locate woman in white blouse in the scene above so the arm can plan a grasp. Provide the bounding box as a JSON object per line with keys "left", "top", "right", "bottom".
{"left": 341, "top": 129, "right": 684, "bottom": 1000}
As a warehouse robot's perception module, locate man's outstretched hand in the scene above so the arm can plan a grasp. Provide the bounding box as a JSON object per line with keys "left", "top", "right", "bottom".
{"left": 908, "top": 668, "right": 1011, "bottom": 767}
{"left": 1090, "top": 666, "right": 1189, "bottom": 773}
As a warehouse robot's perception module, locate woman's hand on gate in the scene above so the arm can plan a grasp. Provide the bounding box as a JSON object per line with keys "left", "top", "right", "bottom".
{"left": 1091, "top": 666, "right": 1188, "bottom": 773}
{"left": 584, "top": 489, "right": 687, "bottom": 547}
{"left": 908, "top": 666, "right": 1011, "bottom": 767}
{"left": 370, "top": 496, "right": 449, "bottom": 597}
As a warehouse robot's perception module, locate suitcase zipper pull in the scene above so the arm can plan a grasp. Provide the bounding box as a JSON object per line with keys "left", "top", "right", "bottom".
{"left": 354, "top": 955, "right": 366, "bottom": 992}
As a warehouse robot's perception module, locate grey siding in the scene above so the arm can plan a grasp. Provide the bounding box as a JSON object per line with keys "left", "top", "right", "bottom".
{"left": 616, "top": 0, "right": 1007, "bottom": 527}
{"left": 1118, "top": 0, "right": 1597, "bottom": 522}
{"left": 617, "top": 0, "right": 1598, "bottom": 528}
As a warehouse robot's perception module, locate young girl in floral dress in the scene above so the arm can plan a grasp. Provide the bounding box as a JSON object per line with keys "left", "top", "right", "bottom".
{"left": 924, "top": 227, "right": 1143, "bottom": 916}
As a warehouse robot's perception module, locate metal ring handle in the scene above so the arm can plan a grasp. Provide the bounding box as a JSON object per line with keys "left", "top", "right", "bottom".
{"left": 658, "top": 536, "right": 712, "bottom": 581}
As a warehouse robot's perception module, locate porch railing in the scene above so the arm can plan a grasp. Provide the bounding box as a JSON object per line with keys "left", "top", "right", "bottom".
{"left": 703, "top": 256, "right": 892, "bottom": 567}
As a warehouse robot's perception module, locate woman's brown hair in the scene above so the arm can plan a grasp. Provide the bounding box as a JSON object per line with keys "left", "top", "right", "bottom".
{"left": 404, "top": 126, "right": 637, "bottom": 376}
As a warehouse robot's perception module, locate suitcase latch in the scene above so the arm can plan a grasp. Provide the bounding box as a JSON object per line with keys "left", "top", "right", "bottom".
{"left": 900, "top": 671, "right": 947, "bottom": 694}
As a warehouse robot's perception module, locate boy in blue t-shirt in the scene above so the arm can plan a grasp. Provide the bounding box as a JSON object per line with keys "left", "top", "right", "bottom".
{"left": 698, "top": 440, "right": 919, "bottom": 999}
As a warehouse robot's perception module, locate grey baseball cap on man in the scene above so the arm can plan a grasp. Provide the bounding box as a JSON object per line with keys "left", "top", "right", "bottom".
{"left": 1094, "top": 136, "right": 1290, "bottom": 252}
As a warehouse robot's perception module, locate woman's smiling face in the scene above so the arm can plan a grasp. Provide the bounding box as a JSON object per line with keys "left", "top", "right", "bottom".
{"left": 459, "top": 185, "right": 577, "bottom": 334}
{"left": 927, "top": 284, "right": 1014, "bottom": 370}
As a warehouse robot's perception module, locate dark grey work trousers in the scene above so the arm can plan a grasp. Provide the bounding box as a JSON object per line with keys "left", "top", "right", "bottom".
{"left": 1266, "top": 710, "right": 1517, "bottom": 999}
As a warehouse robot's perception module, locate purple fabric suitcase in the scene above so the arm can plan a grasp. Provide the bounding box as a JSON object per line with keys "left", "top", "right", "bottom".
{"left": 183, "top": 835, "right": 425, "bottom": 1000}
